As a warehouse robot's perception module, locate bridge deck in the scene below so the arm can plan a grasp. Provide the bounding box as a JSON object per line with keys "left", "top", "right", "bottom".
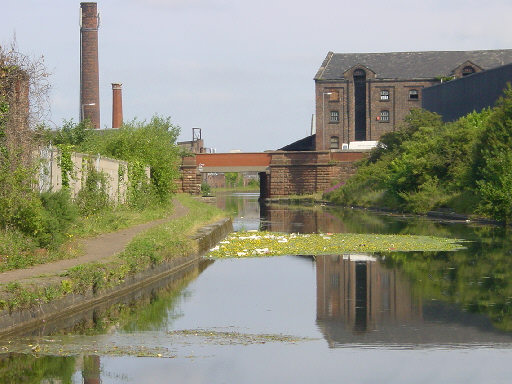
{"left": 196, "top": 153, "right": 271, "bottom": 172}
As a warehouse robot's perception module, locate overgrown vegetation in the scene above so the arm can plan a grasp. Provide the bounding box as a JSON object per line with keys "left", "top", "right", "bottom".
{"left": 75, "top": 115, "right": 181, "bottom": 207}
{"left": 0, "top": 195, "right": 225, "bottom": 311}
{"left": 325, "top": 86, "right": 512, "bottom": 223}
{"left": 0, "top": 44, "right": 188, "bottom": 274}
{"left": 0, "top": 44, "right": 65, "bottom": 252}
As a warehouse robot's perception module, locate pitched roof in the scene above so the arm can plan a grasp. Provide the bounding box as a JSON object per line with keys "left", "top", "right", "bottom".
{"left": 315, "top": 49, "right": 512, "bottom": 80}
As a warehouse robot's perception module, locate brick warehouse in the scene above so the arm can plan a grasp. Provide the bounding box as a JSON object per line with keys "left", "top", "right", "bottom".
{"left": 314, "top": 50, "right": 512, "bottom": 150}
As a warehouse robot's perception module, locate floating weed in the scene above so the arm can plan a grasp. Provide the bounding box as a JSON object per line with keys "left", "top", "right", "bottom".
{"left": 0, "top": 337, "right": 174, "bottom": 358}
{"left": 169, "top": 329, "right": 315, "bottom": 345}
{"left": 207, "top": 231, "right": 466, "bottom": 258}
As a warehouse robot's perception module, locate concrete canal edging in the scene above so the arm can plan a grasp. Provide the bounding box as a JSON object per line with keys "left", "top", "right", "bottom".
{"left": 0, "top": 217, "right": 233, "bottom": 338}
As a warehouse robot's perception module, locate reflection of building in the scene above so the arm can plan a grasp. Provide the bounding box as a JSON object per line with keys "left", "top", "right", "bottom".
{"left": 317, "top": 254, "right": 421, "bottom": 339}
{"left": 316, "top": 254, "right": 512, "bottom": 347}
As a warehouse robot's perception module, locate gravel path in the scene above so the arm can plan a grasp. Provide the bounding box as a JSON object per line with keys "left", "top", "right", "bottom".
{"left": 0, "top": 199, "right": 188, "bottom": 284}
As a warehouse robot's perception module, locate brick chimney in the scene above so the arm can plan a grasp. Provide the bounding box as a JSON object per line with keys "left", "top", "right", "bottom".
{"left": 111, "top": 83, "right": 123, "bottom": 128}
{"left": 80, "top": 2, "right": 100, "bottom": 129}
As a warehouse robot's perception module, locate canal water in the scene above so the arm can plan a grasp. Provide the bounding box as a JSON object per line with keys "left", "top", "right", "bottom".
{"left": 2, "top": 192, "right": 512, "bottom": 383}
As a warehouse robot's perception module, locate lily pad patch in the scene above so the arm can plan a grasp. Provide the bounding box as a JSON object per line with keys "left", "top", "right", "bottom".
{"left": 207, "top": 231, "right": 465, "bottom": 258}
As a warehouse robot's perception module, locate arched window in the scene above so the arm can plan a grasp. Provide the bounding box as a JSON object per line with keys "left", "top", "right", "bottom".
{"left": 353, "top": 69, "right": 366, "bottom": 77}
{"left": 409, "top": 89, "right": 419, "bottom": 100}
{"left": 330, "top": 136, "right": 339, "bottom": 149}
{"left": 462, "top": 66, "right": 475, "bottom": 76}
{"left": 380, "top": 90, "right": 389, "bottom": 101}
{"left": 380, "top": 110, "right": 390, "bottom": 122}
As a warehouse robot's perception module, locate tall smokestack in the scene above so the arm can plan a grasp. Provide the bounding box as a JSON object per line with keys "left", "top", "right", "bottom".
{"left": 111, "top": 83, "right": 123, "bottom": 128}
{"left": 80, "top": 2, "right": 100, "bottom": 129}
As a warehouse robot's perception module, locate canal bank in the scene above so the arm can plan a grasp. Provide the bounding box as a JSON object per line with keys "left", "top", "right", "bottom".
{"left": 0, "top": 197, "right": 232, "bottom": 337}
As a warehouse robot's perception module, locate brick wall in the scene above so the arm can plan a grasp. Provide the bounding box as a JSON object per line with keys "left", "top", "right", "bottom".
{"left": 178, "top": 156, "right": 201, "bottom": 194}
{"left": 267, "top": 151, "right": 363, "bottom": 197}
{"left": 315, "top": 78, "right": 437, "bottom": 149}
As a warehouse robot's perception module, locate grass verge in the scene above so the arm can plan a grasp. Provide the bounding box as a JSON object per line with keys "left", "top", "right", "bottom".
{"left": 0, "top": 194, "right": 226, "bottom": 312}
{"left": 0, "top": 200, "right": 179, "bottom": 273}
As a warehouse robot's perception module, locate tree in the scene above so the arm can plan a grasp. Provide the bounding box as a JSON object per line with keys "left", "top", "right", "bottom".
{"left": 0, "top": 42, "right": 50, "bottom": 236}
{"left": 473, "top": 85, "right": 512, "bottom": 222}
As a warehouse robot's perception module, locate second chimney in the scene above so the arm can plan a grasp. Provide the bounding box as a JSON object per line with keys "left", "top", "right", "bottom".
{"left": 111, "top": 83, "right": 123, "bottom": 128}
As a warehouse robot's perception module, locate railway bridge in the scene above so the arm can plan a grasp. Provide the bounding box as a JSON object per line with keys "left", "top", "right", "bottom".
{"left": 179, "top": 150, "right": 366, "bottom": 198}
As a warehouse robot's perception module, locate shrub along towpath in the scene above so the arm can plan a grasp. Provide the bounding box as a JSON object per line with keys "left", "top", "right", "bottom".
{"left": 0, "top": 200, "right": 188, "bottom": 285}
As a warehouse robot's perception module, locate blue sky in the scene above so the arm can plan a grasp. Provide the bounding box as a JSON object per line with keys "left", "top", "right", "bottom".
{"left": 2, "top": 0, "right": 512, "bottom": 151}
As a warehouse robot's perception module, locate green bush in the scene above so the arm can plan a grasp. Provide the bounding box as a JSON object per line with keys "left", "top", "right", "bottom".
{"left": 201, "top": 182, "right": 211, "bottom": 196}
{"left": 326, "top": 106, "right": 491, "bottom": 214}
{"left": 74, "top": 161, "right": 111, "bottom": 215}
{"left": 473, "top": 85, "right": 512, "bottom": 222}
{"left": 52, "top": 119, "right": 93, "bottom": 146}
{"left": 78, "top": 115, "right": 181, "bottom": 206}
{"left": 39, "top": 190, "right": 78, "bottom": 247}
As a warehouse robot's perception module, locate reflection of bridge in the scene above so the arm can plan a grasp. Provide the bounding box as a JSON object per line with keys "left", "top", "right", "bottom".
{"left": 179, "top": 151, "right": 367, "bottom": 198}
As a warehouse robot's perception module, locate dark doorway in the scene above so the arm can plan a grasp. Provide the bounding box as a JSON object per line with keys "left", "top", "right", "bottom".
{"left": 353, "top": 69, "right": 366, "bottom": 141}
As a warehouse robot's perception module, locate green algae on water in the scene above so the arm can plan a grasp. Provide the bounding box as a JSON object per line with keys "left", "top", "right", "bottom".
{"left": 207, "top": 231, "right": 466, "bottom": 258}
{"left": 168, "top": 329, "right": 315, "bottom": 345}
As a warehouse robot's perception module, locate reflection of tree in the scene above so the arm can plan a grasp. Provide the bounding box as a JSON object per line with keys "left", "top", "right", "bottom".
{"left": 49, "top": 262, "right": 212, "bottom": 337}
{"left": 386, "top": 240, "right": 512, "bottom": 331}
{"left": 83, "top": 355, "right": 101, "bottom": 384}
{"left": 120, "top": 274, "right": 197, "bottom": 333}
{"left": 325, "top": 206, "right": 512, "bottom": 331}
{"left": 0, "top": 353, "right": 75, "bottom": 384}
{"left": 216, "top": 194, "right": 240, "bottom": 216}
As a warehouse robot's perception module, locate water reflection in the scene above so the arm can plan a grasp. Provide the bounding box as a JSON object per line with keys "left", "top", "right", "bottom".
{"left": 83, "top": 355, "right": 100, "bottom": 384}
{"left": 0, "top": 353, "right": 76, "bottom": 383}
{"left": 215, "top": 193, "right": 261, "bottom": 231}
{"left": 317, "top": 254, "right": 421, "bottom": 345}
{"left": 316, "top": 253, "right": 512, "bottom": 347}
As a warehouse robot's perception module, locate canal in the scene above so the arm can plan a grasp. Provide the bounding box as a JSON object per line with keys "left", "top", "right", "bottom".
{"left": 2, "top": 192, "right": 512, "bottom": 383}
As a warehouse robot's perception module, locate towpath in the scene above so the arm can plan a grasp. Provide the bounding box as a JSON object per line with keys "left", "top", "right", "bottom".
{"left": 0, "top": 199, "right": 188, "bottom": 284}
